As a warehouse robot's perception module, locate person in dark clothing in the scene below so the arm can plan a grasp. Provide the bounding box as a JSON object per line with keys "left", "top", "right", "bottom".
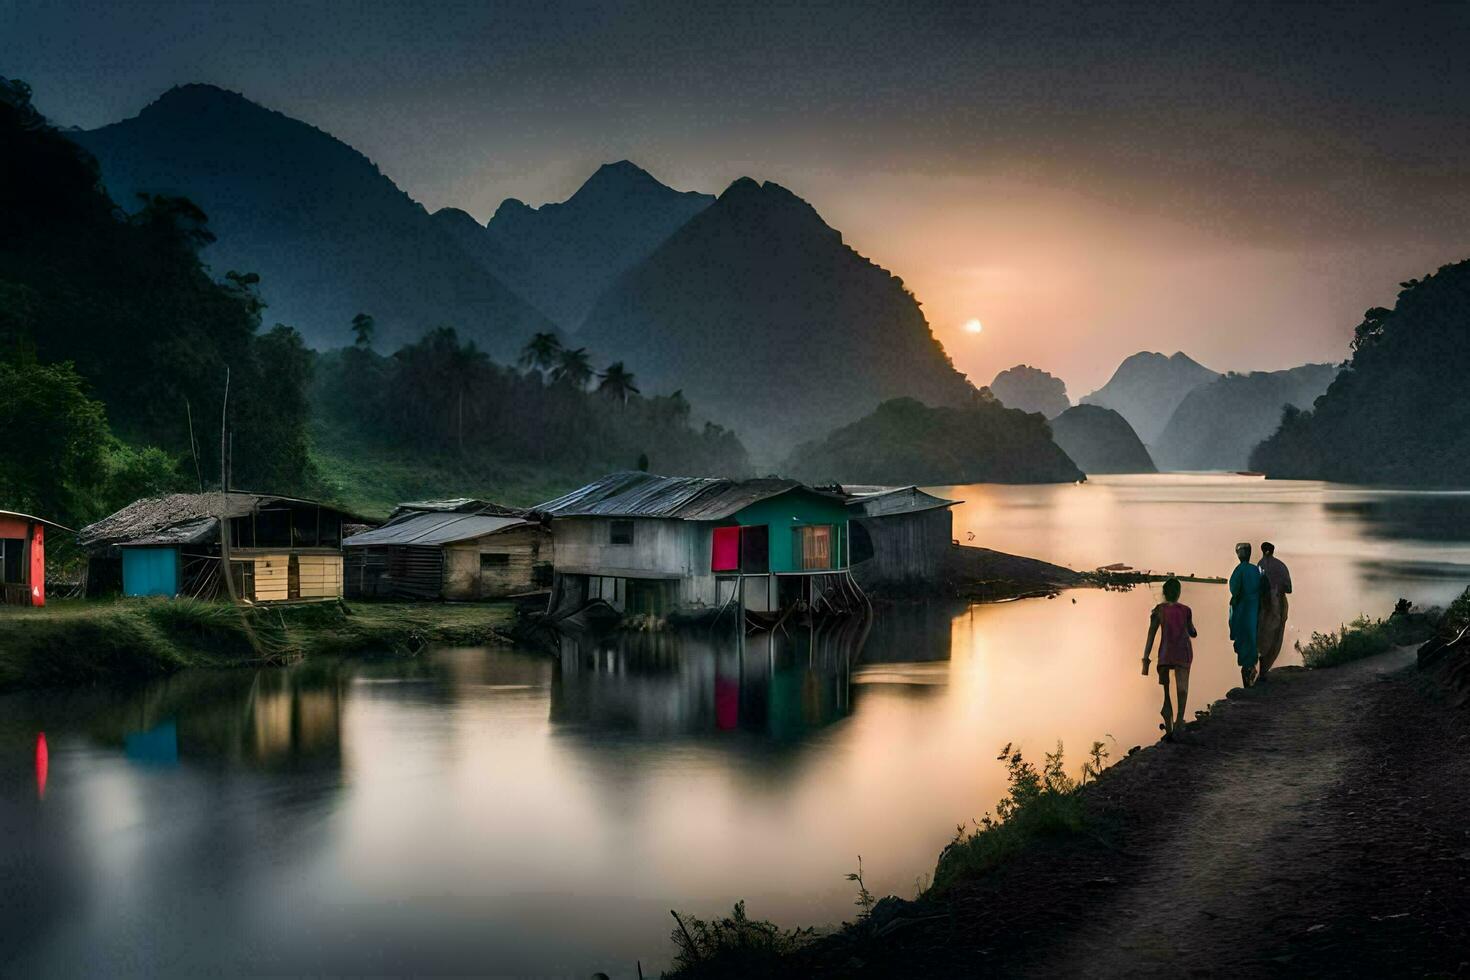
{"left": 1257, "top": 541, "right": 1293, "bottom": 680}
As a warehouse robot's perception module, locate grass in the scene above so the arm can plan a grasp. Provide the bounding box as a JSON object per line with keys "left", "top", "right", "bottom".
{"left": 930, "top": 740, "right": 1107, "bottom": 893}
{"left": 1296, "top": 608, "right": 1440, "bottom": 669}
{"left": 665, "top": 901, "right": 816, "bottom": 980}
{"left": 310, "top": 442, "right": 582, "bottom": 519}
{"left": 0, "top": 598, "right": 518, "bottom": 693}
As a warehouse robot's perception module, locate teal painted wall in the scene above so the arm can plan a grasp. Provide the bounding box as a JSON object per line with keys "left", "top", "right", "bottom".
{"left": 123, "top": 547, "right": 180, "bottom": 597}
{"left": 731, "top": 489, "right": 850, "bottom": 573}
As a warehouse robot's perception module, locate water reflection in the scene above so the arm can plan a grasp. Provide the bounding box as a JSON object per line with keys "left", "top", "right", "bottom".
{"left": 5, "top": 477, "right": 1470, "bottom": 978}
{"left": 550, "top": 615, "right": 876, "bottom": 739}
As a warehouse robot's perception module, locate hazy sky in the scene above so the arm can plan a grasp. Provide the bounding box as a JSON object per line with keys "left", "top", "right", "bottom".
{"left": 6, "top": 0, "right": 1469, "bottom": 394}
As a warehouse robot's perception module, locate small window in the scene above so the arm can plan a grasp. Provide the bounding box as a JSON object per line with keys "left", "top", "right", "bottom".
{"left": 609, "top": 520, "right": 634, "bottom": 545}
{"left": 480, "top": 553, "right": 511, "bottom": 570}
{"left": 795, "top": 525, "right": 833, "bottom": 570}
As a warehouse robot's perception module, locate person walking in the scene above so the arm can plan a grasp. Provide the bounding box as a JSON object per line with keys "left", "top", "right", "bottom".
{"left": 1257, "top": 541, "right": 1292, "bottom": 680}
{"left": 1229, "top": 542, "right": 1262, "bottom": 687}
{"left": 1143, "top": 577, "right": 1197, "bottom": 740}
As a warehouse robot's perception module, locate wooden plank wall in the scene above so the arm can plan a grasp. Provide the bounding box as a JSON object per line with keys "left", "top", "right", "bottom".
{"left": 252, "top": 554, "right": 291, "bottom": 601}
{"left": 298, "top": 554, "right": 343, "bottom": 598}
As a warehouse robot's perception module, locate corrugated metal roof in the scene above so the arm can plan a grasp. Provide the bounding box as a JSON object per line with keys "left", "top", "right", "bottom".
{"left": 533, "top": 472, "right": 836, "bottom": 521}
{"left": 343, "top": 512, "right": 529, "bottom": 547}
{"left": 842, "top": 485, "right": 961, "bottom": 517}
{"left": 387, "top": 498, "right": 527, "bottom": 522}
{"left": 0, "top": 510, "right": 73, "bottom": 532}
{"left": 79, "top": 492, "right": 370, "bottom": 549}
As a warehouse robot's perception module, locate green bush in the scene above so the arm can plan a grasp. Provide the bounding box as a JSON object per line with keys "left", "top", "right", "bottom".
{"left": 1297, "top": 612, "right": 1439, "bottom": 669}
{"left": 931, "top": 740, "right": 1105, "bottom": 893}
{"left": 665, "top": 901, "right": 815, "bottom": 979}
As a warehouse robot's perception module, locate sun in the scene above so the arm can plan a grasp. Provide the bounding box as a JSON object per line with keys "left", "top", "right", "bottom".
{"left": 963, "top": 318, "right": 983, "bottom": 334}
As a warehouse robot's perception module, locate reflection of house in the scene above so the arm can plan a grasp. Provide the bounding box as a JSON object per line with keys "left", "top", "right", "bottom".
{"left": 535, "top": 472, "right": 853, "bottom": 617}
{"left": 79, "top": 493, "right": 368, "bottom": 601}
{"left": 342, "top": 499, "right": 552, "bottom": 600}
{"left": 0, "top": 510, "right": 67, "bottom": 607}
{"left": 841, "top": 486, "right": 960, "bottom": 590}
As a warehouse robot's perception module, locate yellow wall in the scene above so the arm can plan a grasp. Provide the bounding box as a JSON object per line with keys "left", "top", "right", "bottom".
{"left": 253, "top": 554, "right": 290, "bottom": 601}
{"left": 298, "top": 554, "right": 343, "bottom": 598}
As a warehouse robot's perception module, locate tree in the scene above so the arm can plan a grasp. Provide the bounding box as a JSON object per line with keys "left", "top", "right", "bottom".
{"left": 351, "top": 312, "right": 375, "bottom": 348}
{"left": 597, "top": 361, "right": 640, "bottom": 403}
{"left": 0, "top": 358, "right": 110, "bottom": 522}
{"left": 519, "top": 332, "right": 562, "bottom": 376}
{"left": 551, "top": 346, "right": 593, "bottom": 389}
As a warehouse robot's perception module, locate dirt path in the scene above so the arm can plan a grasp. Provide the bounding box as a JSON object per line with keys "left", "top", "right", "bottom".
{"left": 785, "top": 648, "right": 1470, "bottom": 979}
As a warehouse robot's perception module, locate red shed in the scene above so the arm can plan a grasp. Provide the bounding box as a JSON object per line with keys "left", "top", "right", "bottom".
{"left": 0, "top": 510, "right": 68, "bottom": 607}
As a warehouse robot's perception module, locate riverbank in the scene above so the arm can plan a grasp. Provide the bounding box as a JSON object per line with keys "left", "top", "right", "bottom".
{"left": 0, "top": 599, "right": 516, "bottom": 693}
{"left": 672, "top": 642, "right": 1470, "bottom": 978}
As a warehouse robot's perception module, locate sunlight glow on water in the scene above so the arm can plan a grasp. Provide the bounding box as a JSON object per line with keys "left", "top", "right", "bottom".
{"left": 2, "top": 475, "right": 1466, "bottom": 978}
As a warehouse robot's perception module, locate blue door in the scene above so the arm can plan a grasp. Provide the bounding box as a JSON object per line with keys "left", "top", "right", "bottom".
{"left": 123, "top": 547, "right": 180, "bottom": 597}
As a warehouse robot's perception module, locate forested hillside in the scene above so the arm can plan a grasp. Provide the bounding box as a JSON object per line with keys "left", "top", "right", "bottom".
{"left": 1251, "top": 262, "right": 1470, "bottom": 485}
{"left": 579, "top": 178, "right": 976, "bottom": 457}
{"left": 0, "top": 77, "right": 310, "bottom": 525}
{"left": 783, "top": 396, "right": 1084, "bottom": 486}
{"left": 1154, "top": 364, "right": 1337, "bottom": 471}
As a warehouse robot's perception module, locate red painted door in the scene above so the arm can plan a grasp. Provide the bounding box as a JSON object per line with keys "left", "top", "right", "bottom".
{"left": 29, "top": 523, "right": 44, "bottom": 606}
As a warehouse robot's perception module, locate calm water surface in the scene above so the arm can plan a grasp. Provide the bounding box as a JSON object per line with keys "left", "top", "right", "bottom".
{"left": 4, "top": 475, "right": 1469, "bottom": 977}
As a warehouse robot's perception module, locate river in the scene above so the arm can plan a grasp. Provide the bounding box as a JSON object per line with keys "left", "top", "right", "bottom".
{"left": 3, "top": 475, "right": 1468, "bottom": 977}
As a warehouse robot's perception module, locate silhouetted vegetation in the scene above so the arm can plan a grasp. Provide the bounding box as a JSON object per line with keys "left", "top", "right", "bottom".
{"left": 1250, "top": 261, "right": 1470, "bottom": 485}
{"left": 666, "top": 901, "right": 816, "bottom": 979}
{"left": 579, "top": 177, "right": 976, "bottom": 456}
{"left": 311, "top": 327, "right": 750, "bottom": 512}
{"left": 988, "top": 364, "right": 1070, "bottom": 418}
{"left": 1154, "top": 364, "right": 1336, "bottom": 471}
{"left": 932, "top": 740, "right": 1107, "bottom": 892}
{"left": 0, "top": 76, "right": 314, "bottom": 523}
{"left": 1049, "top": 404, "right": 1156, "bottom": 474}
{"left": 1296, "top": 601, "right": 1441, "bottom": 669}
{"left": 785, "top": 396, "right": 1084, "bottom": 485}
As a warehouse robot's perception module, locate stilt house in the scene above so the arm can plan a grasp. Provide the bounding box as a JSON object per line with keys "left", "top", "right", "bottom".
{"left": 0, "top": 510, "right": 68, "bottom": 607}
{"left": 342, "top": 499, "right": 552, "bottom": 600}
{"left": 534, "top": 472, "right": 853, "bottom": 617}
{"left": 79, "top": 493, "right": 367, "bottom": 601}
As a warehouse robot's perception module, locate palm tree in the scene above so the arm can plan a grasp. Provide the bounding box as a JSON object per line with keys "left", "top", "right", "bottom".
{"left": 597, "top": 361, "right": 640, "bottom": 404}
{"left": 551, "top": 346, "right": 593, "bottom": 389}
{"left": 351, "top": 312, "right": 375, "bottom": 348}
{"left": 519, "top": 332, "right": 562, "bottom": 376}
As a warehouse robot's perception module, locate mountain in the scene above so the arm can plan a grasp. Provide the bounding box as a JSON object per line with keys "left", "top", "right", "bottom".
{"left": 1252, "top": 261, "right": 1470, "bottom": 485}
{"left": 1049, "top": 405, "right": 1156, "bottom": 474}
{"left": 72, "top": 84, "right": 554, "bottom": 356}
{"left": 989, "top": 364, "right": 1070, "bottom": 418}
{"left": 1153, "top": 364, "right": 1338, "bottom": 471}
{"left": 435, "top": 161, "right": 715, "bottom": 330}
{"left": 578, "top": 178, "right": 976, "bottom": 457}
{"left": 1081, "top": 352, "right": 1220, "bottom": 445}
{"left": 784, "top": 397, "right": 1084, "bottom": 486}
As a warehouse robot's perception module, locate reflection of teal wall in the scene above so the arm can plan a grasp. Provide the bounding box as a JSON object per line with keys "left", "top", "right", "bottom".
{"left": 125, "top": 720, "right": 179, "bottom": 766}
{"left": 123, "top": 547, "right": 179, "bottom": 597}
{"left": 731, "top": 489, "right": 851, "bottom": 572}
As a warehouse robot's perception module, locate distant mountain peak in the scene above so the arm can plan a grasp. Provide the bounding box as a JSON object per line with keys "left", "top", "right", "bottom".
{"left": 706, "top": 177, "right": 837, "bottom": 243}
{"left": 140, "top": 83, "right": 264, "bottom": 118}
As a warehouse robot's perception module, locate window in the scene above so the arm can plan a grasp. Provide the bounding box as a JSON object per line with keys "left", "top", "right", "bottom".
{"left": 0, "top": 539, "right": 22, "bottom": 584}
{"left": 609, "top": 520, "right": 634, "bottom": 545}
{"left": 480, "top": 553, "right": 511, "bottom": 570}
{"left": 795, "top": 525, "right": 833, "bottom": 570}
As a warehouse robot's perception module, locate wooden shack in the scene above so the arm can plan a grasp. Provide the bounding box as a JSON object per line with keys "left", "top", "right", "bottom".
{"left": 0, "top": 510, "right": 68, "bottom": 607}
{"left": 842, "top": 485, "right": 959, "bottom": 590}
{"left": 535, "top": 472, "right": 856, "bottom": 618}
{"left": 342, "top": 500, "right": 551, "bottom": 600}
{"left": 79, "top": 493, "right": 367, "bottom": 602}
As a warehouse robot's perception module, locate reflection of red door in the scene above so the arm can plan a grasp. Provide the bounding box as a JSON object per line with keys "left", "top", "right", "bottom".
{"left": 29, "top": 523, "right": 44, "bottom": 607}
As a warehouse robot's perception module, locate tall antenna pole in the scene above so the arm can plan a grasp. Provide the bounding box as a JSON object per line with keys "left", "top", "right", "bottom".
{"left": 218, "top": 367, "right": 240, "bottom": 605}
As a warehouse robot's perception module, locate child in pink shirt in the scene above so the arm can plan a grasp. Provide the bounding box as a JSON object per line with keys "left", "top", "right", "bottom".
{"left": 1143, "top": 577, "right": 1196, "bottom": 740}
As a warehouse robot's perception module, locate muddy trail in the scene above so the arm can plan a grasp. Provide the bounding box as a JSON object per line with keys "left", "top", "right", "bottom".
{"left": 781, "top": 649, "right": 1470, "bottom": 979}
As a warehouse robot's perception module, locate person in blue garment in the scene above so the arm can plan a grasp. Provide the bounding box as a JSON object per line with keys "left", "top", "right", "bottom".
{"left": 1228, "top": 542, "right": 1263, "bottom": 687}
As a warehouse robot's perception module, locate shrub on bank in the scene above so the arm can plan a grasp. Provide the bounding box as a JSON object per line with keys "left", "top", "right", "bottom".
{"left": 931, "top": 740, "right": 1106, "bottom": 893}
{"left": 1297, "top": 610, "right": 1439, "bottom": 669}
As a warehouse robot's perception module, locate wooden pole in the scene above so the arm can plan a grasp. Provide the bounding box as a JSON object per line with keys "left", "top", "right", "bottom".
{"left": 218, "top": 367, "right": 240, "bottom": 606}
